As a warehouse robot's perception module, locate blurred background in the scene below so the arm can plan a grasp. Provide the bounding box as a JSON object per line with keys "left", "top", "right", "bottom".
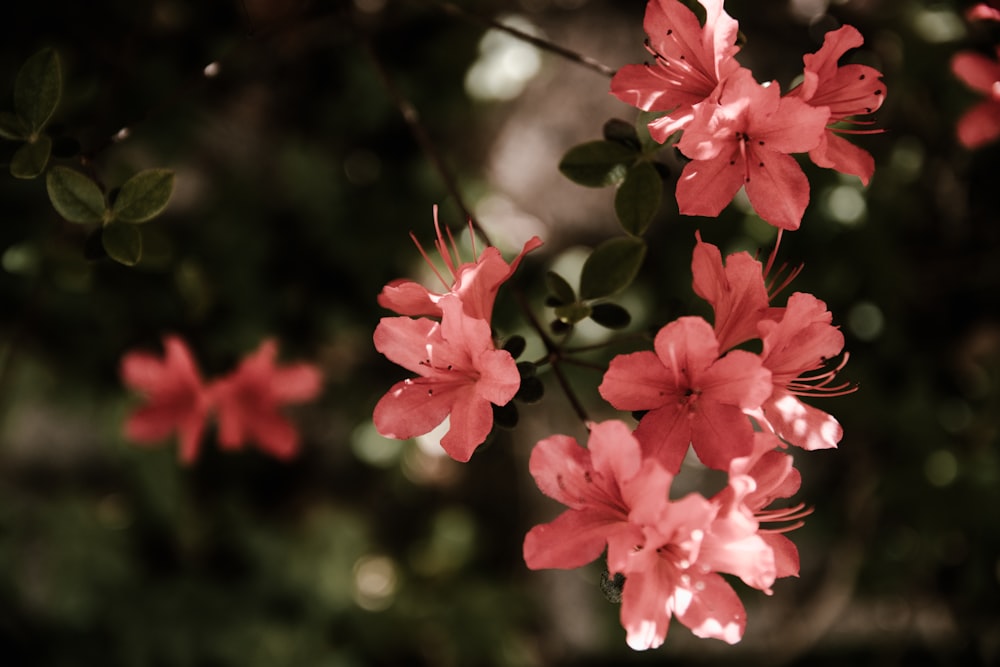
{"left": 1, "top": 0, "right": 998, "bottom": 665}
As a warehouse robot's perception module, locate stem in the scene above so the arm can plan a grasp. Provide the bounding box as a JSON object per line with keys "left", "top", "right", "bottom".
{"left": 423, "top": 0, "right": 616, "bottom": 78}
{"left": 515, "top": 290, "right": 591, "bottom": 424}
{"left": 363, "top": 38, "right": 492, "bottom": 247}
{"left": 367, "top": 11, "right": 602, "bottom": 426}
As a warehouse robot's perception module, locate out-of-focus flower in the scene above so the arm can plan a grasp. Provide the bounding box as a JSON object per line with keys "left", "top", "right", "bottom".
{"left": 122, "top": 336, "right": 322, "bottom": 463}
{"left": 373, "top": 295, "right": 520, "bottom": 462}
{"left": 211, "top": 339, "right": 323, "bottom": 460}
{"left": 120, "top": 336, "right": 211, "bottom": 463}
{"left": 967, "top": 2, "right": 1000, "bottom": 22}
{"left": 951, "top": 47, "right": 1000, "bottom": 149}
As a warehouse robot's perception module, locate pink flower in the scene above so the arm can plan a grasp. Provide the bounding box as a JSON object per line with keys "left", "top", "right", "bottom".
{"left": 524, "top": 421, "right": 777, "bottom": 650}
{"left": 120, "top": 336, "right": 211, "bottom": 464}
{"left": 967, "top": 3, "right": 1000, "bottom": 22}
{"left": 715, "top": 432, "right": 808, "bottom": 579}
{"left": 951, "top": 47, "right": 1000, "bottom": 149}
{"left": 676, "top": 68, "right": 830, "bottom": 230}
{"left": 788, "top": 25, "right": 886, "bottom": 185}
{"left": 610, "top": 0, "right": 742, "bottom": 142}
{"left": 599, "top": 316, "right": 772, "bottom": 473}
{"left": 749, "top": 292, "right": 850, "bottom": 450}
{"left": 691, "top": 231, "right": 776, "bottom": 352}
{"left": 378, "top": 206, "right": 542, "bottom": 323}
{"left": 210, "top": 340, "right": 323, "bottom": 460}
{"left": 373, "top": 295, "right": 520, "bottom": 462}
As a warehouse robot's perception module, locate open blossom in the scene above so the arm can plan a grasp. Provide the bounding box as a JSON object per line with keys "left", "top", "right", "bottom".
{"left": 676, "top": 68, "right": 830, "bottom": 230}
{"left": 714, "top": 432, "right": 807, "bottom": 578}
{"left": 373, "top": 295, "right": 520, "bottom": 462}
{"left": 120, "top": 336, "right": 210, "bottom": 463}
{"left": 610, "top": 0, "right": 742, "bottom": 141}
{"left": 524, "top": 421, "right": 777, "bottom": 650}
{"left": 951, "top": 47, "right": 1000, "bottom": 149}
{"left": 749, "top": 292, "right": 849, "bottom": 450}
{"left": 787, "top": 25, "right": 886, "bottom": 184}
{"left": 691, "top": 231, "right": 777, "bottom": 352}
{"left": 377, "top": 206, "right": 542, "bottom": 323}
{"left": 210, "top": 339, "right": 323, "bottom": 460}
{"left": 599, "top": 316, "right": 772, "bottom": 473}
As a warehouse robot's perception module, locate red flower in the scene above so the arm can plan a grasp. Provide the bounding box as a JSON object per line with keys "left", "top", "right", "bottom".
{"left": 691, "top": 231, "right": 778, "bottom": 352}
{"left": 373, "top": 295, "right": 520, "bottom": 462}
{"left": 676, "top": 68, "right": 829, "bottom": 230}
{"left": 749, "top": 293, "right": 850, "bottom": 450}
{"left": 610, "top": 0, "right": 742, "bottom": 142}
{"left": 715, "top": 432, "right": 808, "bottom": 579}
{"left": 967, "top": 3, "right": 1000, "bottom": 22}
{"left": 211, "top": 340, "right": 323, "bottom": 460}
{"left": 788, "top": 25, "right": 886, "bottom": 184}
{"left": 120, "top": 336, "right": 211, "bottom": 464}
{"left": 524, "top": 421, "right": 777, "bottom": 650}
{"left": 378, "top": 206, "right": 542, "bottom": 324}
{"left": 952, "top": 47, "right": 1000, "bottom": 149}
{"left": 599, "top": 316, "right": 772, "bottom": 473}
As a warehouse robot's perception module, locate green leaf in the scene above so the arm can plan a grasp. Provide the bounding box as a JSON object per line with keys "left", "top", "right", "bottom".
{"left": 102, "top": 221, "right": 143, "bottom": 266}
{"left": 614, "top": 161, "right": 662, "bottom": 236}
{"left": 492, "top": 402, "right": 519, "bottom": 430}
{"left": 549, "top": 319, "right": 571, "bottom": 336}
{"left": 10, "top": 134, "right": 51, "bottom": 179}
{"left": 554, "top": 301, "right": 592, "bottom": 324}
{"left": 603, "top": 118, "right": 640, "bottom": 150}
{"left": 545, "top": 270, "right": 576, "bottom": 306}
{"left": 0, "top": 111, "right": 28, "bottom": 140}
{"left": 112, "top": 169, "right": 175, "bottom": 223}
{"left": 515, "top": 376, "right": 545, "bottom": 404}
{"left": 636, "top": 110, "right": 668, "bottom": 153}
{"left": 579, "top": 237, "right": 647, "bottom": 300}
{"left": 503, "top": 336, "right": 526, "bottom": 360}
{"left": 46, "top": 166, "right": 106, "bottom": 223}
{"left": 558, "top": 140, "right": 637, "bottom": 188}
{"left": 14, "top": 48, "right": 61, "bottom": 134}
{"left": 590, "top": 302, "right": 632, "bottom": 329}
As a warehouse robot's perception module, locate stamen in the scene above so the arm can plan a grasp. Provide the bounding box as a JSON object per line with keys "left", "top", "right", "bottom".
{"left": 787, "top": 353, "right": 858, "bottom": 397}
{"left": 756, "top": 502, "right": 814, "bottom": 533}
{"left": 761, "top": 230, "right": 805, "bottom": 302}
{"left": 432, "top": 205, "right": 459, "bottom": 280}
{"left": 410, "top": 230, "right": 451, "bottom": 290}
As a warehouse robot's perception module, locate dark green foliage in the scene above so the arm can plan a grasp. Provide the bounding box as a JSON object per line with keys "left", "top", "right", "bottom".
{"left": 579, "top": 236, "right": 647, "bottom": 300}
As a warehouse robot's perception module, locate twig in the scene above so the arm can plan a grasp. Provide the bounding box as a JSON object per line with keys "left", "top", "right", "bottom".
{"left": 424, "top": 0, "right": 616, "bottom": 78}
{"left": 363, "top": 38, "right": 490, "bottom": 246}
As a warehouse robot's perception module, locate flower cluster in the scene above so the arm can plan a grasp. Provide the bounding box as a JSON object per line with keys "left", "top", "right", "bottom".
{"left": 373, "top": 207, "right": 542, "bottom": 462}
{"left": 524, "top": 421, "right": 805, "bottom": 650}
{"left": 121, "top": 337, "right": 323, "bottom": 463}
{"left": 528, "top": 233, "right": 846, "bottom": 649}
{"left": 951, "top": 3, "right": 1000, "bottom": 148}
{"left": 370, "top": 0, "right": 863, "bottom": 653}
{"left": 610, "top": 0, "right": 886, "bottom": 229}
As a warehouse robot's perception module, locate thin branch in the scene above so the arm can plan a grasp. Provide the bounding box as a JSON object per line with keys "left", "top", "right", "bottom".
{"left": 424, "top": 0, "right": 616, "bottom": 78}
{"left": 363, "top": 38, "right": 491, "bottom": 246}
{"left": 515, "top": 290, "right": 591, "bottom": 424}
